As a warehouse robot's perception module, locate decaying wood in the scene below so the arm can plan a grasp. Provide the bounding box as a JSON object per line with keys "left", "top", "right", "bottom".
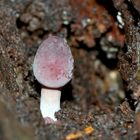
{"left": 112, "top": 0, "right": 140, "bottom": 98}
{"left": 0, "top": 4, "right": 35, "bottom": 139}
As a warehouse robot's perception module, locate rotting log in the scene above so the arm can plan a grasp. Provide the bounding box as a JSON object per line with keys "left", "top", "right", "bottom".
{"left": 112, "top": 0, "right": 140, "bottom": 101}
{"left": 0, "top": 4, "right": 35, "bottom": 139}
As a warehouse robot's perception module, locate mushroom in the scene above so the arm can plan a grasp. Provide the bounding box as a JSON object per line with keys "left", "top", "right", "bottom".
{"left": 33, "top": 36, "right": 74, "bottom": 124}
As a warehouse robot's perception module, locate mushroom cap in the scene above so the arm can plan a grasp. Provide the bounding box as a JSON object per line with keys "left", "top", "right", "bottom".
{"left": 33, "top": 36, "right": 74, "bottom": 88}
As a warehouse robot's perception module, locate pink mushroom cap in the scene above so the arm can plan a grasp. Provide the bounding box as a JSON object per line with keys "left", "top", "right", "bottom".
{"left": 33, "top": 36, "right": 74, "bottom": 88}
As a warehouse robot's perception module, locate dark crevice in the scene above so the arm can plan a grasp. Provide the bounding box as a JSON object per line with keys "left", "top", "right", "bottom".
{"left": 61, "top": 82, "right": 74, "bottom": 102}
{"left": 125, "top": 90, "right": 136, "bottom": 110}
{"left": 96, "top": 0, "right": 118, "bottom": 20}
{"left": 125, "top": 0, "right": 140, "bottom": 26}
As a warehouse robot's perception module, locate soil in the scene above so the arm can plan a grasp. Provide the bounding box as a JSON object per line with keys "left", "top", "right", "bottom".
{"left": 0, "top": 0, "right": 140, "bottom": 140}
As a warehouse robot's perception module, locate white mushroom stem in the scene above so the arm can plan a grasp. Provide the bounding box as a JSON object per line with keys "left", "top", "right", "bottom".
{"left": 40, "top": 88, "right": 61, "bottom": 121}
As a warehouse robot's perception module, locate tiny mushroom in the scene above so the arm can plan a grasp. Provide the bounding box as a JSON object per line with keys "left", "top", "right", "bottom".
{"left": 33, "top": 35, "right": 74, "bottom": 124}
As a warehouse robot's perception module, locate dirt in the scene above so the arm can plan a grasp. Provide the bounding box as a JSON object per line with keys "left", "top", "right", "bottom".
{"left": 0, "top": 0, "right": 140, "bottom": 140}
